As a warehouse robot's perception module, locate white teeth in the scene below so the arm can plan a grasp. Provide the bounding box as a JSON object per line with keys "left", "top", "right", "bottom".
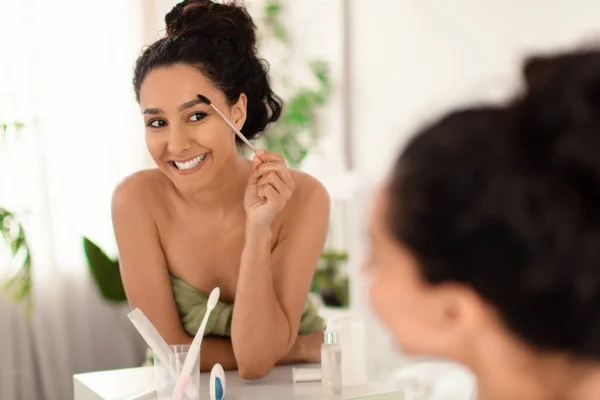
{"left": 174, "top": 154, "right": 207, "bottom": 171}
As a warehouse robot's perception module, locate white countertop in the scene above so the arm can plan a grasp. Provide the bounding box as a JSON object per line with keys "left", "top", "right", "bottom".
{"left": 73, "top": 364, "right": 403, "bottom": 400}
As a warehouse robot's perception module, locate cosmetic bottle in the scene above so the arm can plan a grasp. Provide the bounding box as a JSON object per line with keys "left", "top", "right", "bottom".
{"left": 327, "top": 316, "right": 368, "bottom": 386}
{"left": 321, "top": 329, "right": 342, "bottom": 395}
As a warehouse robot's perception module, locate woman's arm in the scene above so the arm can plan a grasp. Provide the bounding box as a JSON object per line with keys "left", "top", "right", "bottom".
{"left": 112, "top": 172, "right": 318, "bottom": 373}
{"left": 112, "top": 174, "right": 189, "bottom": 344}
{"left": 233, "top": 153, "right": 330, "bottom": 379}
{"left": 202, "top": 330, "right": 323, "bottom": 372}
{"left": 112, "top": 174, "right": 237, "bottom": 371}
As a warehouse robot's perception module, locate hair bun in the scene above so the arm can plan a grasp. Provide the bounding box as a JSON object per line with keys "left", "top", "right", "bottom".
{"left": 518, "top": 50, "right": 600, "bottom": 132}
{"left": 514, "top": 50, "right": 600, "bottom": 168}
{"left": 165, "top": 0, "right": 257, "bottom": 54}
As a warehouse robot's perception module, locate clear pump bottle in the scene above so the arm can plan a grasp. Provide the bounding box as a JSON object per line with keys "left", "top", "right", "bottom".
{"left": 321, "top": 330, "right": 342, "bottom": 395}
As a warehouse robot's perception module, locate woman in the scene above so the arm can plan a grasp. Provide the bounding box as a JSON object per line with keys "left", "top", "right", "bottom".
{"left": 112, "top": 0, "right": 329, "bottom": 379}
{"left": 366, "top": 49, "right": 600, "bottom": 399}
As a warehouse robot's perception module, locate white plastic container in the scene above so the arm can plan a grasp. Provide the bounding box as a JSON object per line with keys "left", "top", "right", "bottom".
{"left": 321, "top": 330, "right": 342, "bottom": 395}
{"left": 326, "top": 316, "right": 369, "bottom": 386}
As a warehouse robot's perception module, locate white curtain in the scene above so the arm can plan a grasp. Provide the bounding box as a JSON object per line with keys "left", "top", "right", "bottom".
{"left": 0, "top": 1, "right": 151, "bottom": 399}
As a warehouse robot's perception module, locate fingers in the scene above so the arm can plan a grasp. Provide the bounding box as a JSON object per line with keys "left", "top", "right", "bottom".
{"left": 257, "top": 171, "right": 293, "bottom": 200}
{"left": 249, "top": 150, "right": 283, "bottom": 185}
{"left": 257, "top": 184, "right": 280, "bottom": 204}
{"left": 254, "top": 149, "right": 285, "bottom": 164}
{"left": 248, "top": 154, "right": 264, "bottom": 185}
{"left": 249, "top": 150, "right": 294, "bottom": 209}
{"left": 251, "top": 152, "right": 264, "bottom": 170}
{"left": 252, "top": 157, "right": 294, "bottom": 192}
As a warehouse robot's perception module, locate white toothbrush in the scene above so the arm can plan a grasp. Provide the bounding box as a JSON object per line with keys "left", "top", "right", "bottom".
{"left": 127, "top": 309, "right": 196, "bottom": 399}
{"left": 172, "top": 287, "right": 221, "bottom": 400}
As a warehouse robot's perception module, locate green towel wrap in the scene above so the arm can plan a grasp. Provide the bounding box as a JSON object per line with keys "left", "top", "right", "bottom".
{"left": 143, "top": 275, "right": 325, "bottom": 365}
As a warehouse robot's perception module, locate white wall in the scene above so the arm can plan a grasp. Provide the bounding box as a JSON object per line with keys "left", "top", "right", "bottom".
{"left": 348, "top": 0, "right": 600, "bottom": 179}
{"left": 346, "top": 0, "right": 600, "bottom": 377}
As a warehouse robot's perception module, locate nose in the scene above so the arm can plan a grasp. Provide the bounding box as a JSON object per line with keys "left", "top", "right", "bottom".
{"left": 166, "top": 124, "right": 192, "bottom": 155}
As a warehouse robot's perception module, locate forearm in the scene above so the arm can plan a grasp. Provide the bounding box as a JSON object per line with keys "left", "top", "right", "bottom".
{"left": 197, "top": 337, "right": 238, "bottom": 372}
{"left": 200, "top": 337, "right": 304, "bottom": 372}
{"left": 231, "top": 223, "right": 292, "bottom": 375}
{"left": 162, "top": 331, "right": 235, "bottom": 372}
{"left": 167, "top": 333, "right": 303, "bottom": 373}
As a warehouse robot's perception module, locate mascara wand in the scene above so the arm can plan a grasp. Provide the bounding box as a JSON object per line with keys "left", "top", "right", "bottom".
{"left": 197, "top": 94, "right": 266, "bottom": 162}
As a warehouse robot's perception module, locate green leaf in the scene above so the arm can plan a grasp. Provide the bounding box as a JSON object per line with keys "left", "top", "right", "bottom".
{"left": 0, "top": 207, "right": 33, "bottom": 317}
{"left": 0, "top": 121, "right": 26, "bottom": 138}
{"left": 320, "top": 250, "right": 349, "bottom": 263}
{"left": 11, "top": 229, "right": 25, "bottom": 254}
{"left": 263, "top": 0, "right": 288, "bottom": 43}
{"left": 272, "top": 23, "right": 288, "bottom": 42}
{"left": 333, "top": 276, "right": 350, "bottom": 307}
{"left": 310, "top": 269, "right": 331, "bottom": 293}
{"left": 264, "top": 0, "right": 281, "bottom": 16}
{"left": 311, "top": 249, "right": 350, "bottom": 307}
{"left": 82, "top": 237, "right": 126, "bottom": 302}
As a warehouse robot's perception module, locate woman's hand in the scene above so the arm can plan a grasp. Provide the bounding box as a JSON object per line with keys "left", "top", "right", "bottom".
{"left": 294, "top": 331, "right": 323, "bottom": 363}
{"left": 280, "top": 331, "right": 324, "bottom": 364}
{"left": 244, "top": 150, "right": 295, "bottom": 228}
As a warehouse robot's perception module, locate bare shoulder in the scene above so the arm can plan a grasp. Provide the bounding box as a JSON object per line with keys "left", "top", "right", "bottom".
{"left": 276, "top": 169, "right": 330, "bottom": 246}
{"left": 112, "top": 168, "right": 170, "bottom": 214}
{"left": 288, "top": 169, "right": 330, "bottom": 213}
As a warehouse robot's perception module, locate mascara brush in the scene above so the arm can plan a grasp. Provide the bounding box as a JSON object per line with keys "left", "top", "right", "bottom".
{"left": 196, "top": 94, "right": 266, "bottom": 162}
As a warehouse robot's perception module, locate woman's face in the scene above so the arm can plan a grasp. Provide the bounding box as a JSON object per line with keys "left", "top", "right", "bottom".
{"left": 138, "top": 63, "right": 246, "bottom": 193}
{"left": 365, "top": 185, "right": 484, "bottom": 358}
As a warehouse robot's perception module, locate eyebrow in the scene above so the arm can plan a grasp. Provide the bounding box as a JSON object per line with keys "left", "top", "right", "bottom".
{"left": 142, "top": 98, "right": 207, "bottom": 115}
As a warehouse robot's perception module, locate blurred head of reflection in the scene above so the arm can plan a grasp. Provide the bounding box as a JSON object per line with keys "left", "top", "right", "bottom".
{"left": 367, "top": 49, "right": 600, "bottom": 399}
{"left": 132, "top": 0, "right": 282, "bottom": 194}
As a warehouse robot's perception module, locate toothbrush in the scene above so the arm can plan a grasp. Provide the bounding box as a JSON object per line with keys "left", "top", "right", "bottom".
{"left": 172, "top": 286, "right": 221, "bottom": 400}
{"left": 126, "top": 309, "right": 196, "bottom": 399}
{"left": 196, "top": 94, "right": 266, "bottom": 162}
{"left": 210, "top": 363, "right": 226, "bottom": 400}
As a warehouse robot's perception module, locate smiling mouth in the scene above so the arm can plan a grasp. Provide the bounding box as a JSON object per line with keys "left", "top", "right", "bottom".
{"left": 170, "top": 153, "right": 208, "bottom": 171}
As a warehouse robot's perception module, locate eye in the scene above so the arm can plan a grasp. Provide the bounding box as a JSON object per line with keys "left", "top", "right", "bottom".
{"left": 188, "top": 112, "right": 207, "bottom": 122}
{"left": 147, "top": 119, "right": 166, "bottom": 128}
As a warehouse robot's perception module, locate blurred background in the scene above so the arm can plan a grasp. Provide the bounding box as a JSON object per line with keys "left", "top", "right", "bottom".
{"left": 1, "top": 0, "right": 600, "bottom": 399}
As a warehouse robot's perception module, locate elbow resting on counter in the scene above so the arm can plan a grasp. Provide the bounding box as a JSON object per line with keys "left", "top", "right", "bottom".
{"left": 237, "top": 361, "right": 274, "bottom": 380}
{"left": 236, "top": 347, "right": 280, "bottom": 380}
{"left": 234, "top": 336, "right": 290, "bottom": 380}
{"left": 232, "top": 317, "right": 294, "bottom": 380}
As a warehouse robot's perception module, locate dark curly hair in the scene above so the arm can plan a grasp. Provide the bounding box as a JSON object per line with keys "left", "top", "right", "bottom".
{"left": 133, "top": 0, "right": 283, "bottom": 142}
{"left": 387, "top": 49, "right": 600, "bottom": 359}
